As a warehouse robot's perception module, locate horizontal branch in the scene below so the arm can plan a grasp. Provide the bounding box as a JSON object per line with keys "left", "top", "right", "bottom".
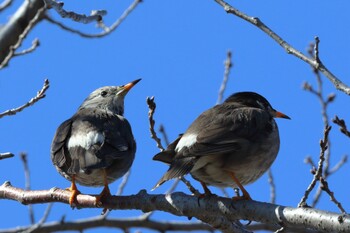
{"left": 44, "top": 0, "right": 106, "bottom": 24}
{"left": 0, "top": 152, "right": 14, "bottom": 160}
{"left": 1, "top": 182, "right": 349, "bottom": 233}
{"left": 45, "top": 0, "right": 142, "bottom": 38}
{"left": 0, "top": 215, "right": 213, "bottom": 233}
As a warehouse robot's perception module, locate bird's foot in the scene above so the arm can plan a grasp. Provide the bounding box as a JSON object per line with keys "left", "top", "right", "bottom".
{"left": 66, "top": 186, "right": 81, "bottom": 207}
{"left": 232, "top": 192, "right": 252, "bottom": 201}
{"left": 95, "top": 185, "right": 112, "bottom": 215}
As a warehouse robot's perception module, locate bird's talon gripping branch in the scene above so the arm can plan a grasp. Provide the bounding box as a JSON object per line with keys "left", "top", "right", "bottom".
{"left": 66, "top": 175, "right": 81, "bottom": 206}
{"left": 229, "top": 172, "right": 252, "bottom": 201}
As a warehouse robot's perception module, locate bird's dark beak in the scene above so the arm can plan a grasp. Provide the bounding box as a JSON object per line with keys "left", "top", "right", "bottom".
{"left": 119, "top": 79, "right": 141, "bottom": 95}
{"left": 274, "top": 111, "right": 291, "bottom": 120}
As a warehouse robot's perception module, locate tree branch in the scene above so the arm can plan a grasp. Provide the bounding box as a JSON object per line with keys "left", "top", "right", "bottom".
{"left": 0, "top": 215, "right": 213, "bottom": 233}
{"left": 0, "top": 0, "right": 45, "bottom": 67}
{"left": 213, "top": 0, "right": 350, "bottom": 95}
{"left": 45, "top": 0, "right": 142, "bottom": 38}
{"left": 14, "top": 38, "right": 40, "bottom": 57}
{"left": 0, "top": 0, "right": 12, "bottom": 12}
{"left": 333, "top": 115, "right": 350, "bottom": 138}
{"left": 44, "top": 0, "right": 106, "bottom": 24}
{"left": 0, "top": 79, "right": 50, "bottom": 118}
{"left": 0, "top": 152, "right": 14, "bottom": 160}
{"left": 1, "top": 182, "right": 349, "bottom": 233}
{"left": 146, "top": 96, "right": 165, "bottom": 151}
{"left": 217, "top": 50, "right": 233, "bottom": 104}
{"left": 20, "top": 153, "right": 35, "bottom": 224}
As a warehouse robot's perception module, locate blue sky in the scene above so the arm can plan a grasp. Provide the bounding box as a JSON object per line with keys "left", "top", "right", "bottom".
{"left": 1, "top": 0, "right": 350, "bottom": 232}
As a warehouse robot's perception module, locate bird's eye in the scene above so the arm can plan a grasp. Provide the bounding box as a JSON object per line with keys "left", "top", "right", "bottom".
{"left": 100, "top": 91, "right": 108, "bottom": 97}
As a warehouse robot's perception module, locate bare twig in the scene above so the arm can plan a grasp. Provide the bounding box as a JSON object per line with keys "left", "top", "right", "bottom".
{"left": 2, "top": 214, "right": 214, "bottom": 233}
{"left": 333, "top": 115, "right": 350, "bottom": 138}
{"left": 0, "top": 0, "right": 12, "bottom": 12}
{"left": 146, "top": 97, "right": 199, "bottom": 196}
{"left": 103, "top": 170, "right": 132, "bottom": 217}
{"left": 44, "top": 0, "right": 106, "bottom": 24}
{"left": 0, "top": 6, "right": 45, "bottom": 69}
{"left": 328, "top": 155, "right": 348, "bottom": 175}
{"left": 0, "top": 152, "right": 14, "bottom": 160}
{"left": 214, "top": 0, "right": 350, "bottom": 95}
{"left": 146, "top": 96, "right": 165, "bottom": 151}
{"left": 45, "top": 0, "right": 142, "bottom": 38}
{"left": 319, "top": 177, "right": 346, "bottom": 214}
{"left": 267, "top": 169, "right": 276, "bottom": 204}
{"left": 298, "top": 125, "right": 331, "bottom": 207}
{"left": 158, "top": 124, "right": 170, "bottom": 146}
{"left": 217, "top": 50, "right": 233, "bottom": 104}
{"left": 14, "top": 39, "right": 40, "bottom": 56}
{"left": 20, "top": 153, "right": 35, "bottom": 224}
{"left": 0, "top": 79, "right": 50, "bottom": 118}
{"left": 24, "top": 203, "right": 53, "bottom": 233}
{"left": 304, "top": 156, "right": 316, "bottom": 169}
{"left": 302, "top": 41, "right": 346, "bottom": 210}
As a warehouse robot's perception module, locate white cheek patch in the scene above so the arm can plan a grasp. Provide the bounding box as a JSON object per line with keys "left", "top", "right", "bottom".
{"left": 68, "top": 131, "right": 105, "bottom": 149}
{"left": 175, "top": 133, "right": 197, "bottom": 151}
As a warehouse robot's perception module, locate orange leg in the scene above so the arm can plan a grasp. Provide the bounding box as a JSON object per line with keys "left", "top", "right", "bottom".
{"left": 95, "top": 169, "right": 112, "bottom": 214}
{"left": 229, "top": 172, "right": 252, "bottom": 201}
{"left": 66, "top": 175, "right": 81, "bottom": 206}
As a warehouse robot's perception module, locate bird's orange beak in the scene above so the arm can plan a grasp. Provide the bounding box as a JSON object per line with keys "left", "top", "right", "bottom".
{"left": 275, "top": 111, "right": 291, "bottom": 119}
{"left": 123, "top": 79, "right": 141, "bottom": 92}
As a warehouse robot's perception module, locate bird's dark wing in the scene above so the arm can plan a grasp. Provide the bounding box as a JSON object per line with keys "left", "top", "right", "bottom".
{"left": 51, "top": 119, "right": 73, "bottom": 168}
{"left": 183, "top": 106, "right": 272, "bottom": 157}
{"left": 52, "top": 109, "right": 135, "bottom": 175}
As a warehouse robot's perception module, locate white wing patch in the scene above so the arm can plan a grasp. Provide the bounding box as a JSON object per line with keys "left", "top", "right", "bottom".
{"left": 68, "top": 131, "right": 105, "bottom": 149}
{"left": 175, "top": 133, "right": 197, "bottom": 152}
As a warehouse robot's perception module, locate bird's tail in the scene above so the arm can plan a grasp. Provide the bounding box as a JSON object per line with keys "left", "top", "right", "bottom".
{"left": 151, "top": 157, "right": 196, "bottom": 191}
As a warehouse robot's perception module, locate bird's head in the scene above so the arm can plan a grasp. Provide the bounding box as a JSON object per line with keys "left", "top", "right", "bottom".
{"left": 225, "top": 91, "right": 291, "bottom": 120}
{"left": 78, "top": 79, "right": 141, "bottom": 115}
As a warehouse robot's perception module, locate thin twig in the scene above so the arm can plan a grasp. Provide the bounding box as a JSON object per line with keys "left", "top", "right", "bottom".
{"left": 20, "top": 153, "right": 35, "bottom": 224}
{"left": 0, "top": 7, "right": 45, "bottom": 69}
{"left": 0, "top": 0, "right": 12, "bottom": 12}
{"left": 24, "top": 203, "right": 53, "bottom": 233}
{"left": 302, "top": 40, "right": 345, "bottom": 208}
{"left": 333, "top": 115, "right": 350, "bottom": 138}
{"left": 298, "top": 125, "right": 331, "bottom": 207}
{"left": 44, "top": 0, "right": 106, "bottom": 24}
{"left": 328, "top": 155, "right": 348, "bottom": 175}
{"left": 146, "top": 96, "right": 165, "bottom": 151}
{"left": 146, "top": 97, "right": 199, "bottom": 196}
{"left": 104, "top": 170, "right": 132, "bottom": 217}
{"left": 319, "top": 177, "right": 347, "bottom": 214}
{"left": 217, "top": 50, "right": 233, "bottom": 104}
{"left": 0, "top": 79, "right": 50, "bottom": 118}
{"left": 158, "top": 124, "right": 170, "bottom": 146}
{"left": 14, "top": 39, "right": 40, "bottom": 56}
{"left": 45, "top": 0, "right": 142, "bottom": 38}
{"left": 267, "top": 169, "right": 276, "bottom": 204}
{"left": 214, "top": 0, "right": 350, "bottom": 95}
{"left": 304, "top": 156, "right": 316, "bottom": 169}
{"left": 0, "top": 152, "right": 14, "bottom": 160}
